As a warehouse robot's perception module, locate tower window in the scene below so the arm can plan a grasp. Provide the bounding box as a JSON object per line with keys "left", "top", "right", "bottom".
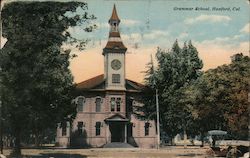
{"left": 77, "top": 97, "right": 85, "bottom": 112}
{"left": 112, "top": 74, "right": 120, "bottom": 83}
{"left": 96, "top": 97, "right": 102, "bottom": 112}
{"left": 95, "top": 122, "right": 101, "bottom": 136}
{"left": 77, "top": 122, "right": 84, "bottom": 135}
{"left": 145, "top": 122, "right": 150, "bottom": 136}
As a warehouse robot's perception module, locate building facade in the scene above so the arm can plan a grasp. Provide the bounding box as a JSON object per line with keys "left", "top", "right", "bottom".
{"left": 56, "top": 5, "right": 157, "bottom": 148}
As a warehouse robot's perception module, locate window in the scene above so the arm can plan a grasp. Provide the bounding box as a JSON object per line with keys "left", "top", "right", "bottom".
{"left": 112, "top": 74, "right": 120, "bottom": 83}
{"left": 61, "top": 122, "right": 67, "bottom": 136}
{"left": 111, "top": 98, "right": 115, "bottom": 112}
{"left": 145, "top": 122, "right": 150, "bottom": 136}
{"left": 77, "top": 97, "right": 85, "bottom": 112}
{"left": 77, "top": 122, "right": 83, "bottom": 135}
{"left": 110, "top": 97, "right": 122, "bottom": 112}
{"left": 96, "top": 97, "right": 102, "bottom": 112}
{"left": 95, "top": 122, "right": 101, "bottom": 136}
{"left": 116, "top": 98, "right": 121, "bottom": 112}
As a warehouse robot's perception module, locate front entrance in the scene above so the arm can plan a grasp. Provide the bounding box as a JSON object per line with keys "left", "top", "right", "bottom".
{"left": 109, "top": 122, "right": 125, "bottom": 142}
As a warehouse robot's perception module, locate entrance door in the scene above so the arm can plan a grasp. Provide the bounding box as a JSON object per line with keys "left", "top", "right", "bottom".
{"left": 109, "top": 122, "right": 124, "bottom": 142}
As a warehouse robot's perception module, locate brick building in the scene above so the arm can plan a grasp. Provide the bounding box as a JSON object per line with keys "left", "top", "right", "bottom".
{"left": 56, "top": 5, "right": 157, "bottom": 148}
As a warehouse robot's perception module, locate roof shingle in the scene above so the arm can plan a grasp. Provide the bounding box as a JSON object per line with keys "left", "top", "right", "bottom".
{"left": 76, "top": 74, "right": 104, "bottom": 89}
{"left": 109, "top": 4, "right": 120, "bottom": 22}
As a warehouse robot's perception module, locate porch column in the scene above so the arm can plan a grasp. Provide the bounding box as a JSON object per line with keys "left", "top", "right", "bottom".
{"left": 106, "top": 123, "right": 109, "bottom": 143}
{"left": 124, "top": 123, "right": 127, "bottom": 143}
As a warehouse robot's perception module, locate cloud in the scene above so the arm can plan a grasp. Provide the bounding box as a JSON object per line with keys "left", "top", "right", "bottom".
{"left": 240, "top": 23, "right": 249, "bottom": 33}
{"left": 122, "top": 33, "right": 142, "bottom": 43}
{"left": 143, "top": 30, "right": 169, "bottom": 40}
{"left": 96, "top": 19, "right": 140, "bottom": 29}
{"left": 178, "top": 32, "right": 189, "bottom": 39}
{"left": 199, "top": 35, "right": 242, "bottom": 46}
{"left": 194, "top": 37, "right": 249, "bottom": 70}
{"left": 121, "top": 30, "right": 169, "bottom": 50}
{"left": 96, "top": 22, "right": 109, "bottom": 29}
{"left": 122, "top": 19, "right": 141, "bottom": 26}
{"left": 185, "top": 14, "right": 231, "bottom": 24}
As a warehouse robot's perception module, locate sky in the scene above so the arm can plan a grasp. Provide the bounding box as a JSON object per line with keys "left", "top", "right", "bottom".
{"left": 1, "top": 0, "right": 250, "bottom": 83}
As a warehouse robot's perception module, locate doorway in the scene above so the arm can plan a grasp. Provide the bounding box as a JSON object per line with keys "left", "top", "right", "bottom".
{"left": 109, "top": 122, "right": 124, "bottom": 142}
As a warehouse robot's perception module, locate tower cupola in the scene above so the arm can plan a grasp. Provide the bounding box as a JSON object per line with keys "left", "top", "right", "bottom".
{"left": 109, "top": 4, "right": 120, "bottom": 32}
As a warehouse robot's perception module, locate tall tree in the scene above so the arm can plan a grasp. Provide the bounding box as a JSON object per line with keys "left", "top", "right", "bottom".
{"left": 185, "top": 53, "right": 250, "bottom": 141}
{"left": 0, "top": 1, "right": 96, "bottom": 156}
{"left": 142, "top": 40, "right": 203, "bottom": 142}
{"left": 225, "top": 54, "right": 250, "bottom": 139}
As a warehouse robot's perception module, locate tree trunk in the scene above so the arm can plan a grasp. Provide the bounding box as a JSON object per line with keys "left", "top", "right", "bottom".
{"left": 11, "top": 128, "right": 21, "bottom": 158}
{"left": 170, "top": 136, "right": 174, "bottom": 145}
{"left": 200, "top": 132, "right": 204, "bottom": 147}
{"left": 184, "top": 130, "right": 187, "bottom": 148}
{"left": 0, "top": 122, "right": 3, "bottom": 154}
{"left": 35, "top": 131, "right": 40, "bottom": 147}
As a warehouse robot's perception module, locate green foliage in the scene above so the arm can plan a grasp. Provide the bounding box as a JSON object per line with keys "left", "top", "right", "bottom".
{"left": 185, "top": 53, "right": 250, "bottom": 139}
{"left": 142, "top": 40, "right": 203, "bottom": 138}
{"left": 0, "top": 1, "right": 96, "bottom": 155}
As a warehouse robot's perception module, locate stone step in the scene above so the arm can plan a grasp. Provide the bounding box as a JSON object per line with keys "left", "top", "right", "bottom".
{"left": 103, "top": 142, "right": 135, "bottom": 148}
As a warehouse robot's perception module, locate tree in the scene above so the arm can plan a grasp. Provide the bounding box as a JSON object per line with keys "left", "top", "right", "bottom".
{"left": 225, "top": 54, "right": 250, "bottom": 139}
{"left": 142, "top": 40, "right": 203, "bottom": 142}
{"left": 186, "top": 53, "right": 250, "bottom": 141}
{"left": 183, "top": 70, "right": 227, "bottom": 146}
{"left": 0, "top": 1, "right": 96, "bottom": 156}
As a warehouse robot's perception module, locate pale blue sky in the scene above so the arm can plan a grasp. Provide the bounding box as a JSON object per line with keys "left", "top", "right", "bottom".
{"left": 70, "top": 0, "right": 249, "bottom": 49}
{"left": 2, "top": 0, "right": 250, "bottom": 83}
{"left": 3, "top": 0, "right": 249, "bottom": 49}
{"left": 67, "top": 0, "right": 249, "bottom": 83}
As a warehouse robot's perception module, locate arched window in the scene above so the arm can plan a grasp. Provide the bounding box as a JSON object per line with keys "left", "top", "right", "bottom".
{"left": 110, "top": 98, "right": 115, "bottom": 112}
{"left": 95, "top": 97, "right": 102, "bottom": 112}
{"left": 77, "top": 96, "right": 85, "bottom": 112}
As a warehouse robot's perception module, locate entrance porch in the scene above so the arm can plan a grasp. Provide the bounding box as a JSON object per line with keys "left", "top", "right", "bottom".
{"left": 104, "top": 114, "right": 129, "bottom": 143}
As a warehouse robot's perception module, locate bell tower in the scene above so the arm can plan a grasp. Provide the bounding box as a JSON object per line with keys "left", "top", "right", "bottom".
{"left": 103, "top": 4, "right": 127, "bottom": 90}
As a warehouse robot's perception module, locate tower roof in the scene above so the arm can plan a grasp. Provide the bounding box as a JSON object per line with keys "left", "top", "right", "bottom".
{"left": 104, "top": 4, "right": 127, "bottom": 53}
{"left": 109, "top": 4, "right": 120, "bottom": 22}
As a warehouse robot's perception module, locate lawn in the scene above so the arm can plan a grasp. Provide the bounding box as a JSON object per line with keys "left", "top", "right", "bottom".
{"left": 3, "top": 146, "right": 211, "bottom": 158}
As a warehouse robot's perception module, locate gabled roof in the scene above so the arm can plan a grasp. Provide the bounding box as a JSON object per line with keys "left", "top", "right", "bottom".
{"left": 126, "top": 79, "right": 146, "bottom": 91}
{"left": 76, "top": 74, "right": 104, "bottom": 90}
{"left": 109, "top": 4, "right": 120, "bottom": 22}
{"left": 76, "top": 74, "right": 146, "bottom": 92}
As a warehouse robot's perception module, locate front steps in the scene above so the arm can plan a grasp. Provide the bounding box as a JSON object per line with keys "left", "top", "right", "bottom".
{"left": 103, "top": 142, "right": 135, "bottom": 148}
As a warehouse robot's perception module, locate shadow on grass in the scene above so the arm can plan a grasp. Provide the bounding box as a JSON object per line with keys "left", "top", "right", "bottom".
{"left": 22, "top": 153, "right": 87, "bottom": 158}
{"left": 177, "top": 153, "right": 203, "bottom": 157}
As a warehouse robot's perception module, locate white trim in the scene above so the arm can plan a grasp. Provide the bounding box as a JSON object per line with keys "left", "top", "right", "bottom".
{"left": 108, "top": 37, "right": 122, "bottom": 42}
